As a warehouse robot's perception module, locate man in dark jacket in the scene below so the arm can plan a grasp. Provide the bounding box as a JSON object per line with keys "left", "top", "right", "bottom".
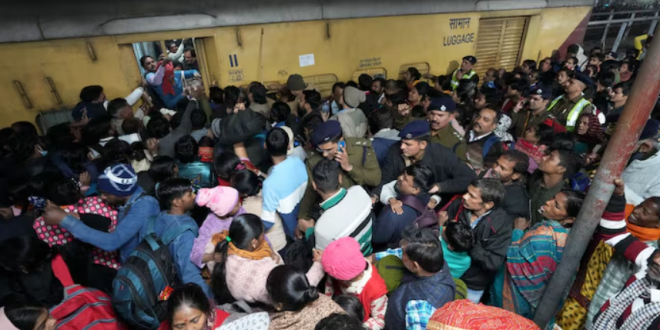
{"left": 466, "top": 107, "right": 504, "bottom": 174}
{"left": 373, "top": 120, "right": 476, "bottom": 202}
{"left": 439, "top": 178, "right": 511, "bottom": 303}
{"left": 483, "top": 150, "right": 531, "bottom": 220}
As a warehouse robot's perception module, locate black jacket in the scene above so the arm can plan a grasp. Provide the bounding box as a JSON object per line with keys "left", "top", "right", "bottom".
{"left": 374, "top": 142, "right": 476, "bottom": 197}
{"left": 503, "top": 181, "right": 531, "bottom": 220}
{"left": 445, "top": 199, "right": 513, "bottom": 290}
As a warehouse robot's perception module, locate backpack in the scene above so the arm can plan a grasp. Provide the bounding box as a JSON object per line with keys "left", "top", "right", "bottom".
{"left": 398, "top": 195, "right": 439, "bottom": 231}
{"left": 112, "top": 216, "right": 198, "bottom": 330}
{"left": 50, "top": 255, "right": 127, "bottom": 330}
{"left": 482, "top": 134, "right": 501, "bottom": 160}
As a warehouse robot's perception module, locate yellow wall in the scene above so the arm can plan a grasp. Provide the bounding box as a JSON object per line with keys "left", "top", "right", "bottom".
{"left": 0, "top": 6, "right": 590, "bottom": 126}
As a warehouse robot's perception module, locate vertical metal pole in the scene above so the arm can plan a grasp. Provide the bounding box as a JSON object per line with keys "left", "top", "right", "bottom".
{"left": 612, "top": 21, "right": 628, "bottom": 52}
{"left": 624, "top": 13, "right": 636, "bottom": 38}
{"left": 601, "top": 11, "right": 615, "bottom": 49}
{"left": 533, "top": 24, "right": 660, "bottom": 329}
{"left": 649, "top": 11, "right": 659, "bottom": 35}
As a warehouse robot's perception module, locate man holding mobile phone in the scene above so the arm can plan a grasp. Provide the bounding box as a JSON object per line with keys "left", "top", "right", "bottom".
{"left": 296, "top": 120, "right": 381, "bottom": 238}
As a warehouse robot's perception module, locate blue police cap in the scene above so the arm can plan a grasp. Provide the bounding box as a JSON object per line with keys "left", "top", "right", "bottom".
{"left": 531, "top": 86, "right": 552, "bottom": 100}
{"left": 311, "top": 120, "right": 342, "bottom": 146}
{"left": 399, "top": 120, "right": 431, "bottom": 140}
{"left": 640, "top": 119, "right": 660, "bottom": 141}
{"left": 428, "top": 97, "right": 457, "bottom": 113}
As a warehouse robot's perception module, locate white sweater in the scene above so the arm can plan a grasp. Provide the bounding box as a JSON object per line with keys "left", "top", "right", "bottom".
{"left": 622, "top": 152, "right": 660, "bottom": 206}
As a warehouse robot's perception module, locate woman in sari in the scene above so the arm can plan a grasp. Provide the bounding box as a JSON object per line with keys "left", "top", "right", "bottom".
{"left": 490, "top": 190, "right": 585, "bottom": 319}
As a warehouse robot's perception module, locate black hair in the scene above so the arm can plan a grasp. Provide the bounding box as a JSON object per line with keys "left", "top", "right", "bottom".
{"left": 300, "top": 112, "right": 324, "bottom": 141}
{"left": 312, "top": 159, "right": 340, "bottom": 194}
{"left": 303, "top": 90, "right": 322, "bottom": 114}
{"left": 209, "top": 86, "right": 224, "bottom": 104}
{"left": 147, "top": 117, "right": 171, "bottom": 139}
{"left": 566, "top": 56, "right": 579, "bottom": 67}
{"left": 386, "top": 91, "right": 408, "bottom": 107}
{"left": 166, "top": 283, "right": 210, "bottom": 326}
{"left": 534, "top": 123, "right": 555, "bottom": 146}
{"left": 211, "top": 214, "right": 264, "bottom": 304}
{"left": 358, "top": 74, "right": 374, "bottom": 91}
{"left": 139, "top": 55, "right": 153, "bottom": 68}
{"left": 368, "top": 108, "right": 393, "bottom": 135}
{"left": 149, "top": 155, "right": 178, "bottom": 183}
{"left": 508, "top": 79, "right": 530, "bottom": 98}
{"left": 522, "top": 59, "right": 537, "bottom": 71}
{"left": 470, "top": 178, "right": 506, "bottom": 207}
{"left": 61, "top": 142, "right": 89, "bottom": 175}
{"left": 129, "top": 142, "right": 148, "bottom": 162}
{"left": 190, "top": 109, "right": 207, "bottom": 131}
{"left": 590, "top": 53, "right": 605, "bottom": 62}
{"left": 315, "top": 314, "right": 364, "bottom": 330}
{"left": 549, "top": 132, "right": 577, "bottom": 152}
{"left": 613, "top": 81, "right": 633, "bottom": 96}
{"left": 412, "top": 82, "right": 431, "bottom": 99}
{"left": 404, "top": 163, "right": 436, "bottom": 194}
{"left": 400, "top": 227, "right": 444, "bottom": 273}
{"left": 267, "top": 265, "right": 319, "bottom": 312}
{"left": 82, "top": 114, "right": 114, "bottom": 145}
{"left": 224, "top": 86, "right": 241, "bottom": 108}
{"left": 79, "top": 85, "right": 104, "bottom": 103}
{"left": 444, "top": 222, "right": 475, "bottom": 253}
{"left": 561, "top": 190, "right": 586, "bottom": 218}
{"left": 172, "top": 60, "right": 183, "bottom": 70}
{"left": 8, "top": 130, "right": 39, "bottom": 161}
{"left": 333, "top": 295, "right": 364, "bottom": 322}
{"left": 332, "top": 82, "right": 346, "bottom": 94}
{"left": 156, "top": 178, "right": 193, "bottom": 210}
{"left": 585, "top": 65, "right": 599, "bottom": 78}
{"left": 266, "top": 127, "right": 289, "bottom": 157}
{"left": 597, "top": 71, "right": 616, "bottom": 89}
{"left": 480, "top": 107, "right": 503, "bottom": 126}
{"left": 107, "top": 98, "right": 129, "bottom": 119}
{"left": 501, "top": 150, "right": 530, "bottom": 175}
{"left": 96, "top": 139, "right": 131, "bottom": 171}
{"left": 230, "top": 170, "right": 262, "bottom": 197}
{"left": 556, "top": 149, "right": 584, "bottom": 179}
{"left": 271, "top": 102, "right": 292, "bottom": 123}
{"left": 122, "top": 118, "right": 143, "bottom": 135}
{"left": 44, "top": 123, "right": 73, "bottom": 153}
{"left": 249, "top": 83, "right": 268, "bottom": 105}
{"left": 407, "top": 67, "right": 422, "bottom": 81}
{"left": 198, "top": 136, "right": 215, "bottom": 149}
{"left": 345, "top": 81, "right": 358, "bottom": 89}
{"left": 3, "top": 298, "right": 47, "bottom": 330}
{"left": 45, "top": 176, "right": 81, "bottom": 206}
{"left": 174, "top": 135, "right": 199, "bottom": 164}
{"left": 184, "top": 48, "right": 196, "bottom": 57}
{"left": 213, "top": 151, "right": 241, "bottom": 182}
{"left": 0, "top": 236, "right": 53, "bottom": 274}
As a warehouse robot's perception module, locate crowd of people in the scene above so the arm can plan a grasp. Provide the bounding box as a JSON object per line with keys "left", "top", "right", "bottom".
{"left": 1, "top": 40, "right": 660, "bottom": 330}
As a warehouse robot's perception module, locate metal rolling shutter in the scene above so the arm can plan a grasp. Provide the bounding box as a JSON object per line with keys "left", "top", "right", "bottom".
{"left": 474, "top": 17, "right": 528, "bottom": 78}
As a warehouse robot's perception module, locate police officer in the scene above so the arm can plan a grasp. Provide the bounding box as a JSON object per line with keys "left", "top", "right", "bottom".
{"left": 373, "top": 120, "right": 476, "bottom": 200}
{"left": 547, "top": 72, "right": 595, "bottom": 131}
{"left": 427, "top": 97, "right": 468, "bottom": 162}
{"left": 451, "top": 56, "right": 478, "bottom": 90}
{"left": 510, "top": 86, "right": 564, "bottom": 138}
{"left": 298, "top": 120, "right": 381, "bottom": 224}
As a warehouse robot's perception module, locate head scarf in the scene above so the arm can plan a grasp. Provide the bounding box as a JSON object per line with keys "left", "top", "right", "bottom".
{"left": 211, "top": 230, "right": 273, "bottom": 261}
{"left": 576, "top": 113, "right": 605, "bottom": 146}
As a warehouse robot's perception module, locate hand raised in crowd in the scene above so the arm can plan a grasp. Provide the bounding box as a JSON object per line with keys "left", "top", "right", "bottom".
{"left": 146, "top": 138, "right": 159, "bottom": 155}
{"left": 43, "top": 200, "right": 72, "bottom": 226}
{"left": 193, "top": 72, "right": 202, "bottom": 79}
{"left": 514, "top": 217, "right": 531, "bottom": 231}
{"left": 512, "top": 98, "right": 526, "bottom": 113}
{"left": 233, "top": 103, "right": 246, "bottom": 113}
{"left": 270, "top": 250, "right": 281, "bottom": 264}
{"left": 335, "top": 145, "right": 353, "bottom": 172}
{"left": 389, "top": 198, "right": 404, "bottom": 215}
{"left": 427, "top": 198, "right": 438, "bottom": 209}
{"left": 438, "top": 211, "right": 449, "bottom": 227}
{"left": 613, "top": 178, "right": 625, "bottom": 196}
{"left": 190, "top": 86, "right": 205, "bottom": 100}
{"left": 313, "top": 249, "right": 323, "bottom": 263}
{"left": 397, "top": 104, "right": 412, "bottom": 117}
{"left": 0, "top": 207, "right": 13, "bottom": 220}
{"left": 429, "top": 184, "right": 440, "bottom": 194}
{"left": 296, "top": 218, "right": 314, "bottom": 239}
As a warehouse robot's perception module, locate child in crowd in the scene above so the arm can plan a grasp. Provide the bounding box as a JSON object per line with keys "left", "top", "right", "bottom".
{"left": 515, "top": 123, "right": 554, "bottom": 173}
{"left": 334, "top": 295, "right": 365, "bottom": 322}
{"left": 374, "top": 221, "right": 474, "bottom": 279}
{"left": 210, "top": 214, "right": 324, "bottom": 305}
{"left": 322, "top": 237, "right": 388, "bottom": 330}
{"left": 145, "top": 178, "right": 210, "bottom": 297}
{"left": 190, "top": 186, "right": 243, "bottom": 269}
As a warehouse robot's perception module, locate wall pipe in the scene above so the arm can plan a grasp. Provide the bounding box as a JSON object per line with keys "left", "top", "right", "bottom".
{"left": 532, "top": 23, "right": 660, "bottom": 329}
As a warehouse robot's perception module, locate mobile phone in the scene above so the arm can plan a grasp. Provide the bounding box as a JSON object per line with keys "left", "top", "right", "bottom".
{"left": 338, "top": 141, "right": 346, "bottom": 152}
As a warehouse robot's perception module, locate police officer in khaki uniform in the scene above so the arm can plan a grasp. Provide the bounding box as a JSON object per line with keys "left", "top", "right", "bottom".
{"left": 298, "top": 120, "right": 381, "bottom": 227}
{"left": 427, "top": 97, "right": 468, "bottom": 162}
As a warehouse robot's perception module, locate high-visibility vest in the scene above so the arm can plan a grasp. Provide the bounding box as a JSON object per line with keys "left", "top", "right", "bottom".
{"left": 451, "top": 69, "right": 476, "bottom": 90}
{"left": 547, "top": 95, "right": 592, "bottom": 132}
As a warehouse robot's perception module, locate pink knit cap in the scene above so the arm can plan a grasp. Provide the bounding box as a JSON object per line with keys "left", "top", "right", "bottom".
{"left": 195, "top": 186, "right": 239, "bottom": 217}
{"left": 321, "top": 237, "right": 366, "bottom": 281}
